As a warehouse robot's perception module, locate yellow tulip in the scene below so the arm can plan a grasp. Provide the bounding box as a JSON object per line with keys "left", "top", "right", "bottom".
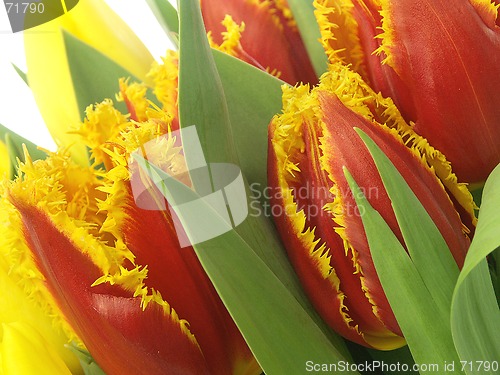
{"left": 0, "top": 264, "right": 82, "bottom": 374}
{"left": 0, "top": 323, "right": 72, "bottom": 375}
{"left": 24, "top": 0, "right": 154, "bottom": 165}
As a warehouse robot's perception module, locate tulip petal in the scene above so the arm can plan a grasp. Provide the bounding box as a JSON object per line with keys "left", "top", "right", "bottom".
{"left": 3, "top": 150, "right": 212, "bottom": 374}
{"left": 201, "top": 0, "right": 318, "bottom": 84}
{"left": 147, "top": 50, "right": 180, "bottom": 129}
{"left": 268, "top": 85, "right": 405, "bottom": 349}
{"left": 11, "top": 200, "right": 210, "bottom": 375}
{"left": 314, "top": 0, "right": 366, "bottom": 74}
{"left": 98, "top": 149, "right": 256, "bottom": 374}
{"left": 0, "top": 263, "right": 81, "bottom": 374}
{"left": 377, "top": 0, "right": 500, "bottom": 183}
{"left": 108, "top": 185, "right": 255, "bottom": 374}
{"left": 1, "top": 322, "right": 72, "bottom": 375}
{"left": 314, "top": 0, "right": 416, "bottom": 121}
{"left": 75, "top": 91, "right": 256, "bottom": 373}
{"left": 0, "top": 140, "right": 10, "bottom": 178}
{"left": 268, "top": 63, "right": 474, "bottom": 349}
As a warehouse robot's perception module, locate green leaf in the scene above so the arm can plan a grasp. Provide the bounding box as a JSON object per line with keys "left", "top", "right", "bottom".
{"left": 134, "top": 154, "right": 358, "bottom": 374}
{"left": 286, "top": 0, "right": 328, "bottom": 77}
{"left": 0, "top": 123, "right": 47, "bottom": 178}
{"left": 344, "top": 167, "right": 463, "bottom": 374}
{"left": 470, "top": 185, "right": 483, "bottom": 208}
{"left": 212, "top": 50, "right": 285, "bottom": 189}
{"left": 491, "top": 248, "right": 500, "bottom": 304}
{"left": 451, "top": 163, "right": 500, "bottom": 374}
{"left": 11, "top": 63, "right": 28, "bottom": 86}
{"left": 356, "top": 128, "right": 459, "bottom": 319}
{"left": 178, "top": 0, "right": 287, "bottom": 274}
{"left": 63, "top": 31, "right": 132, "bottom": 120}
{"left": 146, "top": 0, "right": 179, "bottom": 47}
{"left": 367, "top": 346, "right": 416, "bottom": 375}
{"left": 67, "top": 343, "right": 106, "bottom": 375}
{"left": 178, "top": 0, "right": 237, "bottom": 167}
{"left": 175, "top": 0, "right": 354, "bottom": 370}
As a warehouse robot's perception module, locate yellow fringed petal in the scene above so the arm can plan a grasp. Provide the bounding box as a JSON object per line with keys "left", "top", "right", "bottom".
{"left": 148, "top": 50, "right": 180, "bottom": 118}
{"left": 314, "top": 0, "right": 367, "bottom": 75}
{"left": 0, "top": 265, "right": 82, "bottom": 374}
{"left": 208, "top": 15, "right": 246, "bottom": 57}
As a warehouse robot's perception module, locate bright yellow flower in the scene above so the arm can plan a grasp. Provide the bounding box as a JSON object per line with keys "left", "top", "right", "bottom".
{"left": 0, "top": 243, "right": 82, "bottom": 374}
{"left": 0, "top": 322, "right": 72, "bottom": 375}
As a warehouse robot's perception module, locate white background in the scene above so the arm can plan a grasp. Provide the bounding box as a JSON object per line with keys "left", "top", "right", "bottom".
{"left": 0, "top": 0, "right": 176, "bottom": 150}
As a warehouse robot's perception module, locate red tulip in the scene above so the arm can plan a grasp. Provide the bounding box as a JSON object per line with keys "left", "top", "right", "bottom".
{"left": 3, "top": 148, "right": 258, "bottom": 374}
{"left": 315, "top": 0, "right": 500, "bottom": 184}
{"left": 267, "top": 64, "right": 476, "bottom": 349}
{"left": 201, "top": 0, "right": 318, "bottom": 85}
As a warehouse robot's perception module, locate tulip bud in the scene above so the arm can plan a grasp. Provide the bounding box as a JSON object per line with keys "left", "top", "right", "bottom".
{"left": 315, "top": 0, "right": 500, "bottom": 184}
{"left": 1, "top": 111, "right": 258, "bottom": 375}
{"left": 267, "top": 64, "right": 475, "bottom": 349}
{"left": 201, "top": 0, "right": 318, "bottom": 85}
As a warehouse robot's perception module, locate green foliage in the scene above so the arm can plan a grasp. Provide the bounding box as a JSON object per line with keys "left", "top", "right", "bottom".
{"left": 286, "top": 0, "right": 328, "bottom": 77}
{"left": 145, "top": 0, "right": 180, "bottom": 46}
{"left": 0, "top": 123, "right": 46, "bottom": 179}
{"left": 451, "top": 164, "right": 500, "bottom": 374}
{"left": 63, "top": 31, "right": 132, "bottom": 119}
{"left": 67, "top": 344, "right": 106, "bottom": 375}
{"left": 344, "top": 129, "right": 464, "bottom": 374}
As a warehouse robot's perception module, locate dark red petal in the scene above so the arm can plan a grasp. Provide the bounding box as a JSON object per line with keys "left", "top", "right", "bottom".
{"left": 350, "top": 1, "right": 417, "bottom": 121}
{"left": 380, "top": 0, "right": 500, "bottom": 183}
{"left": 117, "top": 177, "right": 255, "bottom": 374}
{"left": 318, "top": 91, "right": 469, "bottom": 267}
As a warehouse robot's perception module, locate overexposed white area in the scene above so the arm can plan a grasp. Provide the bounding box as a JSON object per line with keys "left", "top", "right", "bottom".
{"left": 0, "top": 0, "right": 176, "bottom": 150}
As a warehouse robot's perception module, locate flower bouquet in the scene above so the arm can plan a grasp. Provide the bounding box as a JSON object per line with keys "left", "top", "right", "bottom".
{"left": 0, "top": 0, "right": 499, "bottom": 374}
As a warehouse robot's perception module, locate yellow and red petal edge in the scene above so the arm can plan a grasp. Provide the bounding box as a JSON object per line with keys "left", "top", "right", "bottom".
{"left": 268, "top": 63, "right": 476, "bottom": 349}
{"left": 315, "top": 0, "right": 500, "bottom": 184}
{"left": 15, "top": 201, "right": 210, "bottom": 374}
{"left": 67, "top": 55, "right": 258, "bottom": 374}
{"left": 0, "top": 46, "right": 259, "bottom": 374}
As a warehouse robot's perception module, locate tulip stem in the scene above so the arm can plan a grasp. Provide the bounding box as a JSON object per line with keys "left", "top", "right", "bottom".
{"left": 492, "top": 248, "right": 500, "bottom": 305}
